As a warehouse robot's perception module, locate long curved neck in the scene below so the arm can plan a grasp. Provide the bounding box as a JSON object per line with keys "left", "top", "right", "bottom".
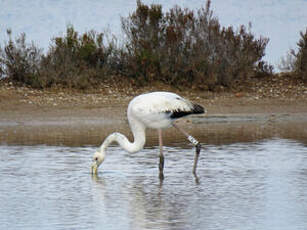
{"left": 100, "top": 116, "right": 146, "bottom": 153}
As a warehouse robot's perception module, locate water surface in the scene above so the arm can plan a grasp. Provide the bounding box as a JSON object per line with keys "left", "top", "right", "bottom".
{"left": 1, "top": 139, "right": 307, "bottom": 230}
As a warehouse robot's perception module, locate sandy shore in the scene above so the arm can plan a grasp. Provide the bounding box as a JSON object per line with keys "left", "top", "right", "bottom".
{"left": 1, "top": 81, "right": 307, "bottom": 146}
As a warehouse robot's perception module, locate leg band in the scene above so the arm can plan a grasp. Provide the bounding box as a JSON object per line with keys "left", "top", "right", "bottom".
{"left": 188, "top": 135, "right": 199, "bottom": 146}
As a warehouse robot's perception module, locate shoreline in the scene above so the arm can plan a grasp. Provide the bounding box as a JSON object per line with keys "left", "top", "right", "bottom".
{"left": 1, "top": 82, "right": 307, "bottom": 146}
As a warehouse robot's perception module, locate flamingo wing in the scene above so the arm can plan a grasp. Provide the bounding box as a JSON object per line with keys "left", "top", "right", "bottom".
{"left": 128, "top": 92, "right": 204, "bottom": 129}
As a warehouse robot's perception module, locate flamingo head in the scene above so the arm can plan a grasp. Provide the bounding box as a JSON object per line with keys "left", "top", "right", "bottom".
{"left": 91, "top": 150, "right": 105, "bottom": 175}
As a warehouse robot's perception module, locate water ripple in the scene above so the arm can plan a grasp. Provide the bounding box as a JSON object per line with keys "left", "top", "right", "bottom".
{"left": 0, "top": 139, "right": 307, "bottom": 230}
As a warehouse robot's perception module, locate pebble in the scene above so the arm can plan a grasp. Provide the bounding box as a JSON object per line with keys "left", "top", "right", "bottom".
{"left": 1, "top": 76, "right": 306, "bottom": 108}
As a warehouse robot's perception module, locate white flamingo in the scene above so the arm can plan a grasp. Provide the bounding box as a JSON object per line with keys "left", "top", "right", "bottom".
{"left": 91, "top": 91, "right": 205, "bottom": 178}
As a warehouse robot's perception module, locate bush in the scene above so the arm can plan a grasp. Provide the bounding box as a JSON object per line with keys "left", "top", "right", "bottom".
{"left": 0, "top": 29, "right": 42, "bottom": 87}
{"left": 121, "top": 0, "right": 271, "bottom": 88}
{"left": 38, "top": 26, "right": 120, "bottom": 89}
{"left": 292, "top": 27, "right": 307, "bottom": 81}
{"left": 1, "top": 1, "right": 272, "bottom": 89}
{"left": 279, "top": 27, "right": 307, "bottom": 82}
{"left": 0, "top": 26, "right": 122, "bottom": 89}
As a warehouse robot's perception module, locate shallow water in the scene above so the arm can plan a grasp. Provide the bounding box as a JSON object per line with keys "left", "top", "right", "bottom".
{"left": 1, "top": 139, "right": 307, "bottom": 230}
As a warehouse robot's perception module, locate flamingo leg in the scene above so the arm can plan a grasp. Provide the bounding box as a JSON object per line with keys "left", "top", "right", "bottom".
{"left": 172, "top": 123, "right": 201, "bottom": 175}
{"left": 158, "top": 129, "right": 164, "bottom": 180}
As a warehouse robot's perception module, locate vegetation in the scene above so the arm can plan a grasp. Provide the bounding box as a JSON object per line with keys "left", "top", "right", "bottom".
{"left": 121, "top": 0, "right": 271, "bottom": 88}
{"left": 0, "top": 29, "right": 42, "bottom": 87}
{"left": 0, "top": 0, "right": 274, "bottom": 90}
{"left": 292, "top": 28, "right": 307, "bottom": 82}
{"left": 279, "top": 27, "right": 307, "bottom": 82}
{"left": 38, "top": 27, "right": 121, "bottom": 89}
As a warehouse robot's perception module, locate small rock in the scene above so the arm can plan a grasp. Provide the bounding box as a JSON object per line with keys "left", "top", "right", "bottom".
{"left": 235, "top": 92, "right": 244, "bottom": 98}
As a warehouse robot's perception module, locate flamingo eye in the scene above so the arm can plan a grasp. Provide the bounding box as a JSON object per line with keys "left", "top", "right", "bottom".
{"left": 95, "top": 157, "right": 98, "bottom": 161}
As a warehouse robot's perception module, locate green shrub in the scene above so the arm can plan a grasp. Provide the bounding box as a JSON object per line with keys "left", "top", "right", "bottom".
{"left": 38, "top": 26, "right": 119, "bottom": 89}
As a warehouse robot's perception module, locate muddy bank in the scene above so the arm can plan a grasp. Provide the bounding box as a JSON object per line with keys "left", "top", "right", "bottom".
{"left": 1, "top": 110, "right": 306, "bottom": 146}
{"left": 0, "top": 81, "right": 307, "bottom": 146}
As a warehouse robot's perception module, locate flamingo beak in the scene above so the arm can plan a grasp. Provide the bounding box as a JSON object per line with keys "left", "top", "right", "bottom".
{"left": 91, "top": 162, "right": 98, "bottom": 175}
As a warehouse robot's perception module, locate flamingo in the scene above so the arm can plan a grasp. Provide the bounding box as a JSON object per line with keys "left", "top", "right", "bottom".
{"left": 91, "top": 91, "right": 205, "bottom": 178}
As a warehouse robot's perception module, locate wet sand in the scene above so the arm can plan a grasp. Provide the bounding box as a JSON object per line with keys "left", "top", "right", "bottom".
{"left": 1, "top": 90, "right": 306, "bottom": 146}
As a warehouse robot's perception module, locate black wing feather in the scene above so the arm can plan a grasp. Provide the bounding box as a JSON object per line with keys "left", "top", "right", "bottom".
{"left": 168, "top": 103, "right": 205, "bottom": 119}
